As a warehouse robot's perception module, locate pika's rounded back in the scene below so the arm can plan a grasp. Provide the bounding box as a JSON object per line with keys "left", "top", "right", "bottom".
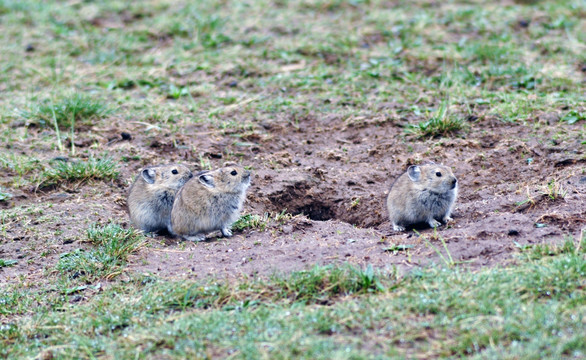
{"left": 127, "top": 164, "right": 193, "bottom": 233}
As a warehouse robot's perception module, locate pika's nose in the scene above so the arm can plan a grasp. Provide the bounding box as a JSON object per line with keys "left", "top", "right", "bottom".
{"left": 451, "top": 177, "right": 457, "bottom": 189}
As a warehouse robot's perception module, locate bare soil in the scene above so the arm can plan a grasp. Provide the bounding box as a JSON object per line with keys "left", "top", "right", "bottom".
{"left": 1, "top": 111, "right": 585, "bottom": 284}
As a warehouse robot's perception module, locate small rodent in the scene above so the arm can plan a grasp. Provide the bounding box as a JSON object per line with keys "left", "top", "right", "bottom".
{"left": 386, "top": 163, "right": 458, "bottom": 231}
{"left": 170, "top": 165, "right": 251, "bottom": 242}
{"left": 127, "top": 164, "right": 193, "bottom": 233}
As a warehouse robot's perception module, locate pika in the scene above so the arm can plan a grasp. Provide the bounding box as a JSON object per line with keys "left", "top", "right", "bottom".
{"left": 127, "top": 164, "right": 193, "bottom": 233}
{"left": 386, "top": 163, "right": 458, "bottom": 232}
{"left": 170, "top": 165, "right": 251, "bottom": 242}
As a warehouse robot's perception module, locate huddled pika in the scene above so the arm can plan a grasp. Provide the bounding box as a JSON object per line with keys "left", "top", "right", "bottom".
{"left": 386, "top": 163, "right": 458, "bottom": 231}
{"left": 170, "top": 165, "right": 251, "bottom": 242}
{"left": 127, "top": 164, "right": 193, "bottom": 233}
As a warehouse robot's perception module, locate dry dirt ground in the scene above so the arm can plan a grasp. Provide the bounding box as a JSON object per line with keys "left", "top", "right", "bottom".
{"left": 2, "top": 109, "right": 585, "bottom": 284}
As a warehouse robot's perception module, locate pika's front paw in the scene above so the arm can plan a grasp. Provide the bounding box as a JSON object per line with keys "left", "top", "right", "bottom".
{"left": 428, "top": 219, "right": 442, "bottom": 228}
{"left": 184, "top": 234, "right": 205, "bottom": 242}
{"left": 443, "top": 216, "right": 454, "bottom": 223}
{"left": 221, "top": 228, "right": 233, "bottom": 237}
{"left": 392, "top": 224, "right": 406, "bottom": 232}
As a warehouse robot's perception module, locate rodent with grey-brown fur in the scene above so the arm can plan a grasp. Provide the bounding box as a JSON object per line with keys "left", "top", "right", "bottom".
{"left": 169, "top": 165, "right": 251, "bottom": 242}
{"left": 386, "top": 163, "right": 458, "bottom": 232}
{"left": 127, "top": 164, "right": 193, "bottom": 233}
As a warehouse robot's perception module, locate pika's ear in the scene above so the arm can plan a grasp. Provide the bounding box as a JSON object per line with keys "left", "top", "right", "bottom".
{"left": 198, "top": 173, "right": 215, "bottom": 188}
{"left": 406, "top": 165, "right": 421, "bottom": 182}
{"left": 141, "top": 168, "right": 156, "bottom": 184}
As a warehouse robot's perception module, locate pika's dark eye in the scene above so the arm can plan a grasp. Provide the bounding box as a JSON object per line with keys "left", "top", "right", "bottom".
{"left": 230, "top": 170, "right": 238, "bottom": 176}
{"left": 172, "top": 169, "right": 178, "bottom": 175}
{"left": 436, "top": 172, "right": 442, "bottom": 177}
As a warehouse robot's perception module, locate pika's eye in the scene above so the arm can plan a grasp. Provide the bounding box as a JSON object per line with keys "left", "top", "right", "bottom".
{"left": 172, "top": 169, "right": 179, "bottom": 175}
{"left": 230, "top": 170, "right": 238, "bottom": 176}
{"left": 436, "top": 172, "right": 442, "bottom": 177}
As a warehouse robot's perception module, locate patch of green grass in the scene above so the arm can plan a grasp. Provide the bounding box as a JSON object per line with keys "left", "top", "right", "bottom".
{"left": 0, "top": 188, "right": 12, "bottom": 201}
{"left": 562, "top": 110, "right": 586, "bottom": 124}
{"left": 0, "top": 288, "right": 37, "bottom": 316}
{"left": 2, "top": 252, "right": 585, "bottom": 359}
{"left": 157, "top": 11, "right": 231, "bottom": 49}
{"left": 516, "top": 236, "right": 583, "bottom": 261}
{"left": 233, "top": 211, "right": 295, "bottom": 232}
{"left": 466, "top": 41, "right": 518, "bottom": 64}
{"left": 0, "top": 153, "right": 44, "bottom": 187}
{"left": 0, "top": 259, "right": 18, "bottom": 268}
{"left": 407, "top": 100, "right": 465, "bottom": 138}
{"left": 233, "top": 213, "right": 270, "bottom": 231}
{"left": 37, "top": 157, "right": 118, "bottom": 188}
{"left": 0, "top": 0, "right": 582, "bottom": 133}
{"left": 20, "top": 94, "right": 111, "bottom": 129}
{"left": 56, "top": 223, "right": 144, "bottom": 282}
{"left": 270, "top": 264, "right": 387, "bottom": 302}
{"left": 0, "top": 152, "right": 42, "bottom": 176}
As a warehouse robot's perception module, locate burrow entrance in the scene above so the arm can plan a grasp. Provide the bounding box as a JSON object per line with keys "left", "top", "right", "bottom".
{"left": 262, "top": 178, "right": 386, "bottom": 227}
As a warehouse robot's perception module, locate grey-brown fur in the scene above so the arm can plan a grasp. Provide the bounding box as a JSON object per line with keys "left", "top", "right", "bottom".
{"left": 386, "top": 163, "right": 458, "bottom": 231}
{"left": 170, "top": 165, "right": 251, "bottom": 241}
{"left": 127, "top": 164, "right": 193, "bottom": 233}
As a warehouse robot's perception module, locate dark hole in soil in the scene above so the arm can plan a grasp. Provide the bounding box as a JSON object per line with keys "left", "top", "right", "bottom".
{"left": 294, "top": 202, "right": 334, "bottom": 221}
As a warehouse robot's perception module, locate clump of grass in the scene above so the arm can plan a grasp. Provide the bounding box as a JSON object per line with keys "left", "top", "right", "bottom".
{"left": 273, "top": 209, "right": 294, "bottom": 222}
{"left": 0, "top": 289, "right": 36, "bottom": 316}
{"left": 164, "top": 13, "right": 231, "bottom": 49}
{"left": 515, "top": 179, "right": 567, "bottom": 210}
{"left": 56, "top": 224, "right": 144, "bottom": 281}
{"left": 0, "top": 259, "right": 18, "bottom": 268}
{"left": 22, "top": 94, "right": 110, "bottom": 129}
{"left": 37, "top": 157, "right": 118, "bottom": 188}
{"left": 0, "top": 152, "right": 42, "bottom": 176}
{"left": 0, "top": 153, "right": 43, "bottom": 187}
{"left": 515, "top": 238, "right": 583, "bottom": 261}
{"left": 0, "top": 188, "right": 12, "bottom": 201}
{"left": 198, "top": 153, "right": 212, "bottom": 170}
{"left": 271, "top": 264, "right": 386, "bottom": 302}
{"left": 143, "top": 264, "right": 389, "bottom": 314}
{"left": 542, "top": 179, "right": 567, "bottom": 200}
{"left": 233, "top": 211, "right": 295, "bottom": 232}
{"left": 407, "top": 100, "right": 465, "bottom": 138}
{"left": 561, "top": 110, "right": 586, "bottom": 124}
{"left": 232, "top": 213, "right": 270, "bottom": 231}
{"left": 86, "top": 224, "right": 145, "bottom": 258}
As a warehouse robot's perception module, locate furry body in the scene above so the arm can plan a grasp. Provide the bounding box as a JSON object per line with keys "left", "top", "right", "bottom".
{"left": 170, "top": 166, "right": 251, "bottom": 241}
{"left": 127, "top": 164, "right": 193, "bottom": 233}
{"left": 387, "top": 163, "right": 458, "bottom": 231}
